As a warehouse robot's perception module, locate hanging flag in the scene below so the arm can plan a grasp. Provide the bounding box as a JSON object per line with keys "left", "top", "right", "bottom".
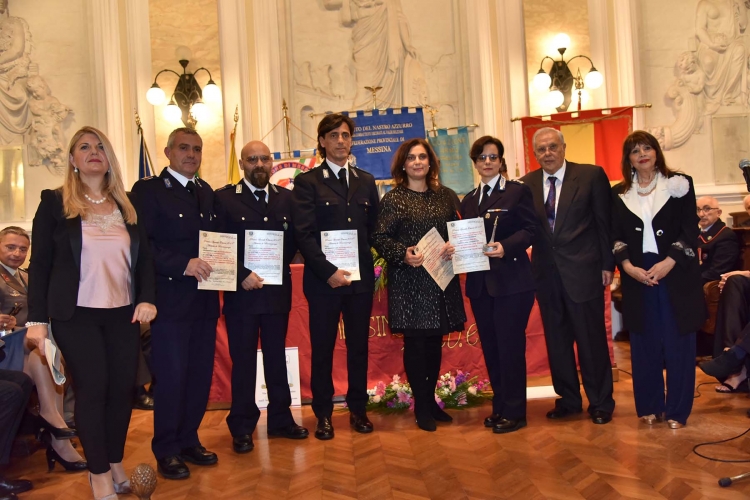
{"left": 227, "top": 126, "right": 240, "bottom": 184}
{"left": 136, "top": 113, "right": 153, "bottom": 179}
{"left": 270, "top": 151, "right": 318, "bottom": 190}
{"left": 430, "top": 127, "right": 473, "bottom": 195}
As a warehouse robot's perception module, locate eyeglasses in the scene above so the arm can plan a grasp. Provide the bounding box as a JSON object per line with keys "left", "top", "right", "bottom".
{"left": 406, "top": 153, "right": 428, "bottom": 162}
{"left": 535, "top": 144, "right": 560, "bottom": 155}
{"left": 696, "top": 207, "right": 718, "bottom": 214}
{"left": 477, "top": 154, "right": 500, "bottom": 162}
{"left": 244, "top": 155, "right": 272, "bottom": 164}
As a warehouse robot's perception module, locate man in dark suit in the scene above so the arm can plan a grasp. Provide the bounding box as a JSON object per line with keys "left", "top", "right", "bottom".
{"left": 292, "top": 113, "right": 379, "bottom": 440}
{"left": 0, "top": 368, "right": 33, "bottom": 500}
{"left": 214, "top": 140, "right": 308, "bottom": 453}
{"left": 696, "top": 196, "right": 739, "bottom": 283}
{"left": 520, "top": 127, "right": 615, "bottom": 424}
{"left": 131, "top": 128, "right": 220, "bottom": 479}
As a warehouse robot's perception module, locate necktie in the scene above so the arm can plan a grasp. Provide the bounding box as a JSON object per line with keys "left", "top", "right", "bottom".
{"left": 255, "top": 190, "right": 267, "bottom": 210}
{"left": 185, "top": 180, "right": 196, "bottom": 196}
{"left": 545, "top": 177, "right": 557, "bottom": 231}
{"left": 338, "top": 168, "right": 348, "bottom": 192}
{"left": 479, "top": 184, "right": 491, "bottom": 208}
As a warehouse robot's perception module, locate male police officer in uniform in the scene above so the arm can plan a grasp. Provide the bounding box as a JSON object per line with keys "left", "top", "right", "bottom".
{"left": 131, "top": 128, "right": 219, "bottom": 479}
{"left": 292, "top": 113, "right": 379, "bottom": 440}
{"left": 214, "top": 140, "right": 308, "bottom": 453}
{"left": 696, "top": 195, "right": 739, "bottom": 283}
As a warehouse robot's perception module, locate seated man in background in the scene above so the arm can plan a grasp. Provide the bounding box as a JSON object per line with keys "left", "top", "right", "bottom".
{"left": 741, "top": 195, "right": 750, "bottom": 227}
{"left": 0, "top": 366, "right": 33, "bottom": 500}
{"left": 696, "top": 196, "right": 739, "bottom": 283}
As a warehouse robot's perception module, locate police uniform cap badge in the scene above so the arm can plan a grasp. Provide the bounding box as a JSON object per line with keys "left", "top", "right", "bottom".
{"left": 322, "top": 168, "right": 330, "bottom": 179}
{"left": 236, "top": 183, "right": 243, "bottom": 194}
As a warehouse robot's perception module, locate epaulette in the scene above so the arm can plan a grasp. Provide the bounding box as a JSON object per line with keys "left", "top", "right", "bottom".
{"left": 216, "top": 184, "right": 234, "bottom": 192}
{"left": 509, "top": 179, "right": 523, "bottom": 184}
{"left": 140, "top": 175, "right": 157, "bottom": 181}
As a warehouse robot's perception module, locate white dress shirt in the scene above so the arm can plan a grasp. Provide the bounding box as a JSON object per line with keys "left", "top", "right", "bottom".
{"left": 166, "top": 167, "right": 196, "bottom": 187}
{"left": 326, "top": 159, "right": 349, "bottom": 186}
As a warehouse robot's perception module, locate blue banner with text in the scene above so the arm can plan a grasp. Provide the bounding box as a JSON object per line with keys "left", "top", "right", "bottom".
{"left": 344, "top": 108, "right": 425, "bottom": 180}
{"left": 430, "top": 127, "right": 474, "bottom": 195}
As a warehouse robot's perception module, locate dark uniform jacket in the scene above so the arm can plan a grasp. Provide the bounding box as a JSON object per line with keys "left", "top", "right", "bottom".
{"left": 520, "top": 162, "right": 614, "bottom": 303}
{"left": 292, "top": 162, "right": 379, "bottom": 296}
{"left": 130, "top": 168, "right": 219, "bottom": 321}
{"left": 27, "top": 189, "right": 155, "bottom": 322}
{"left": 460, "top": 178, "right": 537, "bottom": 298}
{"left": 612, "top": 174, "right": 706, "bottom": 334}
{"left": 214, "top": 181, "right": 297, "bottom": 315}
{"left": 0, "top": 266, "right": 27, "bottom": 327}
{"left": 697, "top": 220, "right": 739, "bottom": 283}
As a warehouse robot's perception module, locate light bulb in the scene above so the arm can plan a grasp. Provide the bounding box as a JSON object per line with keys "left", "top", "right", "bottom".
{"left": 202, "top": 81, "right": 221, "bottom": 103}
{"left": 533, "top": 70, "right": 552, "bottom": 91}
{"left": 191, "top": 100, "right": 209, "bottom": 122}
{"left": 553, "top": 33, "right": 570, "bottom": 51}
{"left": 547, "top": 89, "right": 564, "bottom": 109}
{"left": 146, "top": 84, "right": 165, "bottom": 106}
{"left": 175, "top": 45, "right": 192, "bottom": 62}
{"left": 584, "top": 69, "right": 604, "bottom": 89}
{"left": 164, "top": 100, "right": 182, "bottom": 122}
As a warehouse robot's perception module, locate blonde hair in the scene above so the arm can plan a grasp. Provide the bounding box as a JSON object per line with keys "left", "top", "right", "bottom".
{"left": 62, "top": 126, "right": 137, "bottom": 224}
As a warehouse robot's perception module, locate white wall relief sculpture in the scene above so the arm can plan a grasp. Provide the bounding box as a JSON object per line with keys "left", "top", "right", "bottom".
{"left": 0, "top": 0, "right": 70, "bottom": 173}
{"left": 650, "top": 0, "right": 750, "bottom": 150}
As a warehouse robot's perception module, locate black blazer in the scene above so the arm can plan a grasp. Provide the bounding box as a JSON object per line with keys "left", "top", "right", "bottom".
{"left": 520, "top": 162, "right": 614, "bottom": 303}
{"left": 460, "top": 178, "right": 537, "bottom": 298}
{"left": 27, "top": 189, "right": 155, "bottom": 322}
{"left": 612, "top": 174, "right": 706, "bottom": 333}
{"left": 292, "top": 162, "right": 379, "bottom": 296}
{"left": 214, "top": 182, "right": 297, "bottom": 315}
{"left": 130, "top": 168, "right": 219, "bottom": 321}
{"left": 697, "top": 220, "right": 739, "bottom": 283}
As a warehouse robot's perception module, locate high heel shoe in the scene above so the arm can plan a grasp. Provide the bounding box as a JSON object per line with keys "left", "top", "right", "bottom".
{"left": 667, "top": 419, "right": 685, "bottom": 429}
{"left": 46, "top": 446, "right": 87, "bottom": 472}
{"left": 89, "top": 473, "right": 118, "bottom": 500}
{"left": 38, "top": 416, "right": 76, "bottom": 440}
{"left": 113, "top": 480, "right": 131, "bottom": 495}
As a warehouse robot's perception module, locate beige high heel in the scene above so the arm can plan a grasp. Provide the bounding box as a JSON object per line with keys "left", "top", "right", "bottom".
{"left": 639, "top": 414, "right": 663, "bottom": 425}
{"left": 89, "top": 472, "right": 118, "bottom": 500}
{"left": 667, "top": 419, "right": 684, "bottom": 429}
{"left": 113, "top": 480, "right": 131, "bottom": 495}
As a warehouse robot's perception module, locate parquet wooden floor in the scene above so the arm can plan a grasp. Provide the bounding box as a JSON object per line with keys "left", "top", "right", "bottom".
{"left": 7, "top": 342, "right": 750, "bottom": 499}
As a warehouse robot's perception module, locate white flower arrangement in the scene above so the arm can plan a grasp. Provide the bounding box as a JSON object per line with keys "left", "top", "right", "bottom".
{"left": 667, "top": 175, "right": 689, "bottom": 198}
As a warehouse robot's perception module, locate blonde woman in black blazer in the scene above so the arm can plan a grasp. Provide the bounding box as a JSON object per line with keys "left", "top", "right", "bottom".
{"left": 27, "top": 126, "right": 156, "bottom": 499}
{"left": 611, "top": 130, "right": 705, "bottom": 429}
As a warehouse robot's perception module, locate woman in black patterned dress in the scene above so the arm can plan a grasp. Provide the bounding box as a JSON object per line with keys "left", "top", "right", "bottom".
{"left": 372, "top": 138, "right": 466, "bottom": 432}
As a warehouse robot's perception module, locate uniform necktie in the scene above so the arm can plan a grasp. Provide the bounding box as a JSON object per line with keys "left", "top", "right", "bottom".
{"left": 186, "top": 180, "right": 196, "bottom": 196}
{"left": 479, "top": 184, "right": 491, "bottom": 208}
{"left": 545, "top": 177, "right": 557, "bottom": 231}
{"left": 255, "top": 189, "right": 267, "bottom": 210}
{"left": 338, "top": 168, "right": 348, "bottom": 192}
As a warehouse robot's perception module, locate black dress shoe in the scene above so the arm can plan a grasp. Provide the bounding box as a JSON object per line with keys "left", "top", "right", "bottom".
{"left": 180, "top": 446, "right": 218, "bottom": 465}
{"left": 38, "top": 416, "right": 76, "bottom": 440}
{"left": 349, "top": 412, "right": 374, "bottom": 433}
{"left": 0, "top": 477, "right": 32, "bottom": 495}
{"left": 46, "top": 446, "right": 87, "bottom": 472}
{"left": 268, "top": 424, "right": 309, "bottom": 439}
{"left": 415, "top": 416, "right": 437, "bottom": 432}
{"left": 232, "top": 434, "right": 254, "bottom": 454}
{"left": 431, "top": 405, "right": 453, "bottom": 422}
{"left": 546, "top": 407, "right": 583, "bottom": 420}
{"left": 0, "top": 493, "right": 17, "bottom": 500}
{"left": 493, "top": 418, "right": 527, "bottom": 434}
{"left": 484, "top": 413, "right": 502, "bottom": 428}
{"left": 700, "top": 349, "right": 745, "bottom": 380}
{"left": 315, "top": 417, "right": 334, "bottom": 440}
{"left": 591, "top": 410, "right": 612, "bottom": 425}
{"left": 157, "top": 456, "right": 190, "bottom": 479}
{"left": 133, "top": 392, "right": 154, "bottom": 411}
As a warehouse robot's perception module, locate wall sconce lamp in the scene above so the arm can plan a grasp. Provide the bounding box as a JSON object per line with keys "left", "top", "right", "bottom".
{"left": 145, "top": 46, "right": 221, "bottom": 128}
{"left": 532, "top": 33, "right": 603, "bottom": 112}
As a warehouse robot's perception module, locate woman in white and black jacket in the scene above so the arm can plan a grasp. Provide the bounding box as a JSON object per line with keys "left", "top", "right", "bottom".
{"left": 611, "top": 130, "right": 706, "bottom": 429}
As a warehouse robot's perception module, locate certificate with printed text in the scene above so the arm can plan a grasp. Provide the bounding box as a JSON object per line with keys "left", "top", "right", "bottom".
{"left": 321, "top": 230, "right": 361, "bottom": 281}
{"left": 198, "top": 231, "right": 237, "bottom": 291}
{"left": 415, "top": 227, "right": 454, "bottom": 291}
{"left": 447, "top": 218, "right": 490, "bottom": 274}
{"left": 244, "top": 230, "right": 283, "bottom": 285}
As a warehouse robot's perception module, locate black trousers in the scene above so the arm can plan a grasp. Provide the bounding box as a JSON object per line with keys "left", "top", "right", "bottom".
{"left": 52, "top": 306, "right": 139, "bottom": 474}
{"left": 134, "top": 322, "right": 153, "bottom": 389}
{"left": 714, "top": 275, "right": 750, "bottom": 357}
{"left": 306, "top": 292, "right": 372, "bottom": 417}
{"left": 0, "top": 369, "right": 32, "bottom": 465}
{"left": 150, "top": 318, "right": 216, "bottom": 460}
{"left": 471, "top": 290, "right": 535, "bottom": 419}
{"left": 403, "top": 335, "right": 443, "bottom": 421}
{"left": 225, "top": 312, "right": 294, "bottom": 436}
{"left": 536, "top": 270, "right": 615, "bottom": 414}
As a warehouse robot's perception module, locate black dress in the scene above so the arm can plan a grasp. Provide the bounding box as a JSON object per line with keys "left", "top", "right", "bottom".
{"left": 372, "top": 184, "right": 466, "bottom": 336}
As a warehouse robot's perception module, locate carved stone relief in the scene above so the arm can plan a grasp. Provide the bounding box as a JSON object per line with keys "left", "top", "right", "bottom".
{"left": 282, "top": 0, "right": 468, "bottom": 150}
{"left": 649, "top": 0, "right": 750, "bottom": 150}
{"left": 0, "top": 0, "right": 70, "bottom": 173}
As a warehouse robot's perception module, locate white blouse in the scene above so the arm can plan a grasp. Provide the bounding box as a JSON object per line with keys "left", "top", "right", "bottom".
{"left": 638, "top": 191, "right": 659, "bottom": 254}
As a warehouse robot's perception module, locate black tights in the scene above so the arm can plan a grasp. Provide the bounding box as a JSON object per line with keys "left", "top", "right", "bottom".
{"left": 403, "top": 334, "right": 443, "bottom": 422}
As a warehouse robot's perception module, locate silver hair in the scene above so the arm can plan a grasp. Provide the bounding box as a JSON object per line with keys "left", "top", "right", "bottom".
{"left": 166, "top": 127, "right": 201, "bottom": 149}
{"left": 532, "top": 127, "right": 565, "bottom": 149}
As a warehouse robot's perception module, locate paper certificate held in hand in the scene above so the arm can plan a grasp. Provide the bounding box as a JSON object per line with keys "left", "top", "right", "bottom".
{"left": 198, "top": 231, "right": 238, "bottom": 291}
{"left": 415, "top": 227, "right": 455, "bottom": 291}
{"left": 321, "top": 229, "right": 360, "bottom": 281}
{"left": 244, "top": 230, "right": 283, "bottom": 285}
{"left": 447, "top": 218, "right": 490, "bottom": 274}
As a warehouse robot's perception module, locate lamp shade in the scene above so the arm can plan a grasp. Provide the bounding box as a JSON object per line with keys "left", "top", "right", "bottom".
{"left": 191, "top": 100, "right": 209, "bottom": 122}
{"left": 553, "top": 33, "right": 570, "bottom": 51}
{"left": 584, "top": 69, "right": 604, "bottom": 89}
{"left": 202, "top": 81, "right": 221, "bottom": 103}
{"left": 547, "top": 89, "right": 565, "bottom": 109}
{"left": 533, "top": 70, "right": 552, "bottom": 91}
{"left": 164, "top": 100, "right": 182, "bottom": 122}
{"left": 146, "top": 84, "right": 166, "bottom": 106}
